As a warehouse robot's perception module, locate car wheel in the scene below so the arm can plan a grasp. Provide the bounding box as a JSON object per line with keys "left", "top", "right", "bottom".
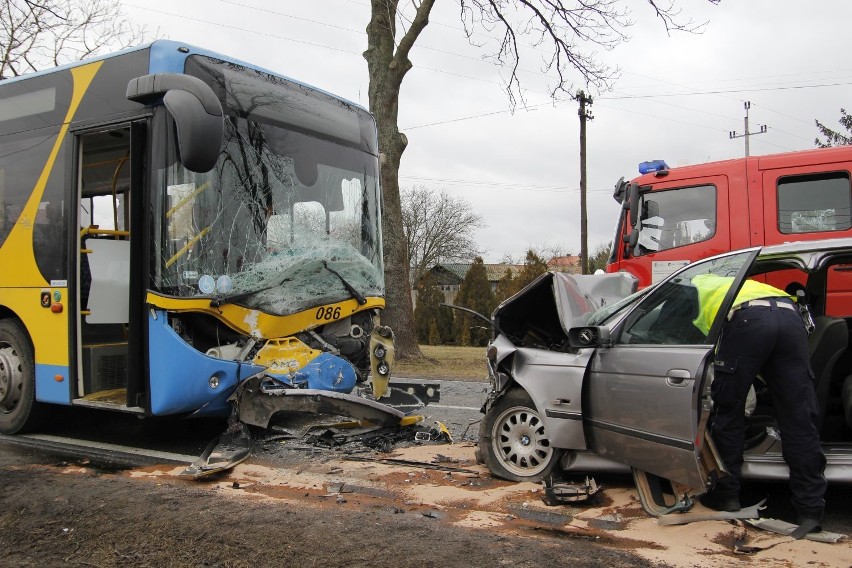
{"left": 479, "top": 388, "right": 561, "bottom": 482}
{"left": 0, "top": 319, "right": 44, "bottom": 434}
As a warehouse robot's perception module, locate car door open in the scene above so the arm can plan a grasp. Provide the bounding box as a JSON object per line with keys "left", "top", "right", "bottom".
{"left": 581, "top": 250, "right": 759, "bottom": 492}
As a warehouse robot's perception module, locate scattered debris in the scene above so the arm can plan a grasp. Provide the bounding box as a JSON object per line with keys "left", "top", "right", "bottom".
{"left": 233, "top": 376, "right": 410, "bottom": 430}
{"left": 508, "top": 505, "right": 573, "bottom": 526}
{"left": 656, "top": 499, "right": 765, "bottom": 526}
{"left": 586, "top": 514, "right": 626, "bottom": 531}
{"left": 540, "top": 476, "right": 601, "bottom": 506}
{"left": 429, "top": 421, "right": 453, "bottom": 444}
{"left": 185, "top": 374, "right": 445, "bottom": 478}
{"left": 325, "top": 482, "right": 353, "bottom": 495}
{"left": 733, "top": 533, "right": 768, "bottom": 555}
{"left": 343, "top": 455, "right": 478, "bottom": 474}
{"left": 181, "top": 419, "right": 252, "bottom": 478}
{"left": 745, "top": 517, "right": 847, "bottom": 543}
{"left": 432, "top": 453, "right": 460, "bottom": 464}
{"left": 528, "top": 525, "right": 601, "bottom": 542}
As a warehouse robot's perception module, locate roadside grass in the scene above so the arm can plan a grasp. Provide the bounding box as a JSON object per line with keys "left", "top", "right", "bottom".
{"left": 394, "top": 345, "right": 489, "bottom": 381}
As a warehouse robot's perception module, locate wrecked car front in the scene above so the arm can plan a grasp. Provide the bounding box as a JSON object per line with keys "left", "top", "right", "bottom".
{"left": 480, "top": 272, "right": 639, "bottom": 473}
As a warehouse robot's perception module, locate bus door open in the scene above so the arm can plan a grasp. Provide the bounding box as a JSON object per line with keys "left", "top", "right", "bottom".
{"left": 75, "top": 125, "right": 141, "bottom": 411}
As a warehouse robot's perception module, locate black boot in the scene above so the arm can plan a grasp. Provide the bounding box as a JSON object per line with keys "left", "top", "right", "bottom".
{"left": 699, "top": 492, "right": 741, "bottom": 512}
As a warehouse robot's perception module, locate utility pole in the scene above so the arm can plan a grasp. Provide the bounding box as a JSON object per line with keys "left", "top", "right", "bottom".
{"left": 729, "top": 101, "right": 767, "bottom": 157}
{"left": 577, "top": 90, "right": 593, "bottom": 274}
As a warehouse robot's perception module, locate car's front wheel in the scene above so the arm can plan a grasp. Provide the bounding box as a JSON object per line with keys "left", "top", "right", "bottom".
{"left": 479, "top": 388, "right": 561, "bottom": 482}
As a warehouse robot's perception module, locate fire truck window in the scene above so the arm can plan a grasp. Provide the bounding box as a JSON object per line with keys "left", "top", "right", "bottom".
{"left": 777, "top": 172, "right": 851, "bottom": 234}
{"left": 635, "top": 184, "right": 716, "bottom": 255}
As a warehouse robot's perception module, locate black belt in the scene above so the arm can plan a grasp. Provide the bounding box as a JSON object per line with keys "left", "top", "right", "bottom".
{"left": 728, "top": 297, "right": 795, "bottom": 320}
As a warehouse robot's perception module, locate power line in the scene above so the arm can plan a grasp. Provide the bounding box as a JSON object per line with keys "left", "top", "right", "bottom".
{"left": 126, "top": 1, "right": 840, "bottom": 141}
{"left": 400, "top": 175, "right": 614, "bottom": 194}
{"left": 598, "top": 81, "right": 852, "bottom": 100}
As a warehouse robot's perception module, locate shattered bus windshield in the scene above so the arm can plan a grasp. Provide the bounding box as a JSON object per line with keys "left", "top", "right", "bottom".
{"left": 154, "top": 56, "right": 383, "bottom": 315}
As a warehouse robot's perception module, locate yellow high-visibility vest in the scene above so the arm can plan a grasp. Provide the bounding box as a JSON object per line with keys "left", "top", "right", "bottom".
{"left": 692, "top": 274, "right": 791, "bottom": 335}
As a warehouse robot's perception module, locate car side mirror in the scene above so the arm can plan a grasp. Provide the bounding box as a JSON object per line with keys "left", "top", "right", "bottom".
{"left": 127, "top": 74, "right": 224, "bottom": 173}
{"left": 568, "top": 326, "right": 611, "bottom": 349}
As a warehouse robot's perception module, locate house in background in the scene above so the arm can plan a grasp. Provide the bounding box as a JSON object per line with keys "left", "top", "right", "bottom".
{"left": 412, "top": 256, "right": 581, "bottom": 309}
{"left": 547, "top": 255, "right": 582, "bottom": 273}
{"left": 412, "top": 263, "right": 523, "bottom": 308}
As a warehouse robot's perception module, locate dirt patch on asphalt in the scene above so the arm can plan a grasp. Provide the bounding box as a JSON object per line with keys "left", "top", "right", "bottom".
{"left": 1, "top": 463, "right": 653, "bottom": 568}
{"left": 2, "top": 441, "right": 849, "bottom": 567}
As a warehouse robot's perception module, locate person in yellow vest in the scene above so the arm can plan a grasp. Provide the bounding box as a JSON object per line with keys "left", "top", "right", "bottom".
{"left": 691, "top": 274, "right": 826, "bottom": 538}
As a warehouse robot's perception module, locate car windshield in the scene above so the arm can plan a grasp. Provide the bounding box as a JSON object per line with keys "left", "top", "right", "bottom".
{"left": 152, "top": 56, "right": 383, "bottom": 316}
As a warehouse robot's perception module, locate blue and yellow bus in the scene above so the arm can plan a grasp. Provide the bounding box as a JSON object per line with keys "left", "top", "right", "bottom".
{"left": 0, "top": 40, "right": 389, "bottom": 434}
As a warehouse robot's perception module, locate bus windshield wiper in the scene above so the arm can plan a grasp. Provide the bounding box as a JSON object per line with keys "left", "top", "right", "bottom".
{"left": 322, "top": 261, "right": 367, "bottom": 305}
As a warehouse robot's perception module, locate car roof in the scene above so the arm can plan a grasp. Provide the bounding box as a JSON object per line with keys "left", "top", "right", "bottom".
{"left": 757, "top": 237, "right": 852, "bottom": 271}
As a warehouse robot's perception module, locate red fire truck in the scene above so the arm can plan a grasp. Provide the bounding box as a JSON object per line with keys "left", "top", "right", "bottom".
{"left": 606, "top": 146, "right": 852, "bottom": 313}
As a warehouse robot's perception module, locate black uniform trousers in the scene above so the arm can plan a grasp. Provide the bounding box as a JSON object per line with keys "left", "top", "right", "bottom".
{"left": 710, "top": 297, "right": 826, "bottom": 522}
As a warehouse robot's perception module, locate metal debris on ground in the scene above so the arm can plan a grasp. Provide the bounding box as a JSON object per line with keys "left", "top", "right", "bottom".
{"left": 656, "top": 499, "right": 765, "bottom": 526}
{"left": 186, "top": 374, "right": 445, "bottom": 477}
{"left": 432, "top": 453, "right": 460, "bottom": 464}
{"left": 343, "top": 455, "right": 479, "bottom": 474}
{"left": 540, "top": 476, "right": 602, "bottom": 506}
{"left": 745, "top": 518, "right": 847, "bottom": 543}
{"left": 295, "top": 420, "right": 452, "bottom": 452}
{"left": 181, "top": 419, "right": 252, "bottom": 478}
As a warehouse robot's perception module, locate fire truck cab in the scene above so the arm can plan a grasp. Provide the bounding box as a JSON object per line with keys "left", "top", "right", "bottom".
{"left": 607, "top": 146, "right": 852, "bottom": 313}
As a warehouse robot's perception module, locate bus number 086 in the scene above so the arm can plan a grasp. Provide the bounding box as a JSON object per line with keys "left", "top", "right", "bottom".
{"left": 316, "top": 306, "right": 341, "bottom": 320}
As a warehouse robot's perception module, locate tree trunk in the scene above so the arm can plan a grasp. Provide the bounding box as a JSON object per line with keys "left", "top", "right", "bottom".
{"left": 364, "top": 0, "right": 434, "bottom": 359}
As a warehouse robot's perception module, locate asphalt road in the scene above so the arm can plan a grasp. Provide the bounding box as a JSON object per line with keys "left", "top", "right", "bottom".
{"left": 1, "top": 378, "right": 850, "bottom": 536}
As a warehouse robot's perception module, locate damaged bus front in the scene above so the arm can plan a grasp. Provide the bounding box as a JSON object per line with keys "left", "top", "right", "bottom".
{"left": 0, "top": 41, "right": 408, "bottom": 438}
{"left": 148, "top": 54, "right": 391, "bottom": 418}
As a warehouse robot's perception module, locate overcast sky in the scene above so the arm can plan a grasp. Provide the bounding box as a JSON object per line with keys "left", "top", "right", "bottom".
{"left": 123, "top": 0, "right": 852, "bottom": 263}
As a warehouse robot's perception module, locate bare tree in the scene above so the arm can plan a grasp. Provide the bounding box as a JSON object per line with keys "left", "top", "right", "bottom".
{"left": 0, "top": 0, "right": 146, "bottom": 79}
{"left": 402, "top": 186, "right": 484, "bottom": 279}
{"left": 815, "top": 109, "right": 852, "bottom": 148}
{"left": 364, "top": 0, "right": 718, "bottom": 358}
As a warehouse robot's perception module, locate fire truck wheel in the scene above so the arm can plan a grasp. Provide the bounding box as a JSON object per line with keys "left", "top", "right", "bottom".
{"left": 479, "top": 388, "right": 561, "bottom": 482}
{"left": 0, "top": 319, "right": 45, "bottom": 434}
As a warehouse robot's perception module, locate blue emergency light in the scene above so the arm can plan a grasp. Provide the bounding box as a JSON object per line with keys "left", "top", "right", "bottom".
{"left": 638, "top": 160, "right": 669, "bottom": 174}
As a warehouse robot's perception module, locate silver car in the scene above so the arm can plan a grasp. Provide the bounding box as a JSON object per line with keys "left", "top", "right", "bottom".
{"left": 478, "top": 239, "right": 852, "bottom": 515}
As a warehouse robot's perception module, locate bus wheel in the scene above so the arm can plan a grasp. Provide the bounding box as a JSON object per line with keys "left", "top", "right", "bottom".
{"left": 0, "top": 319, "right": 44, "bottom": 434}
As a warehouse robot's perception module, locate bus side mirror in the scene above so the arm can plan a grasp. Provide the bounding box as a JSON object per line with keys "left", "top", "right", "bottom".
{"left": 627, "top": 182, "right": 641, "bottom": 229}
{"left": 623, "top": 229, "right": 639, "bottom": 258}
{"left": 127, "top": 74, "right": 224, "bottom": 173}
{"left": 613, "top": 176, "right": 627, "bottom": 204}
{"left": 620, "top": 182, "right": 641, "bottom": 258}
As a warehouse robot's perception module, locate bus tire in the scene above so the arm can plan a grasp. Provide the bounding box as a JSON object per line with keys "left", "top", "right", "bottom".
{"left": 0, "top": 319, "right": 45, "bottom": 434}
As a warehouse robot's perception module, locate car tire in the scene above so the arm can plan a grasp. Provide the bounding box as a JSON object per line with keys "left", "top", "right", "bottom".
{"left": 479, "top": 388, "right": 561, "bottom": 482}
{"left": 0, "top": 319, "right": 45, "bottom": 434}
